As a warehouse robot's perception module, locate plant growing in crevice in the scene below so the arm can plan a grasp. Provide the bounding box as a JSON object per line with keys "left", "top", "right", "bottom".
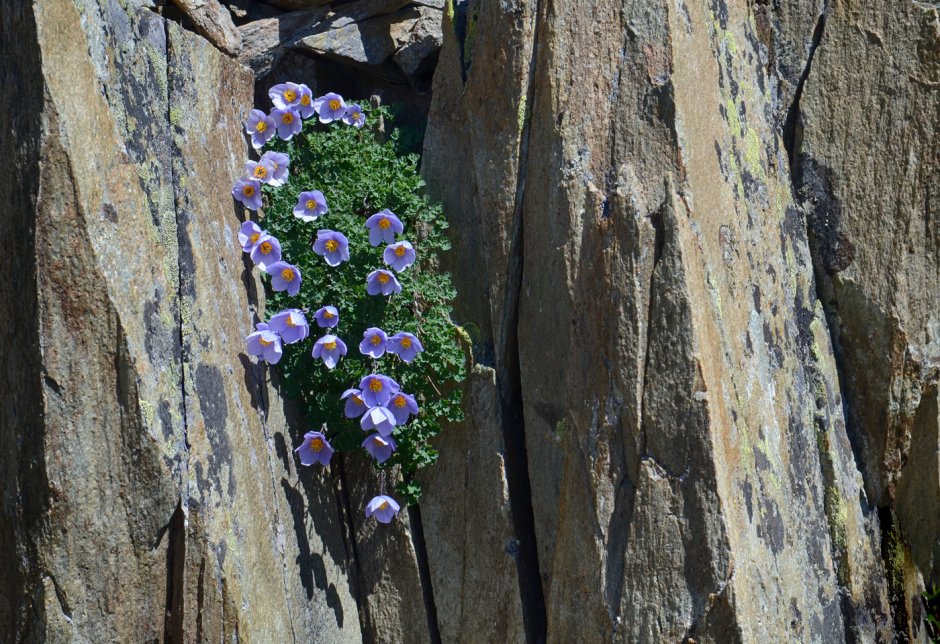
{"left": 236, "top": 83, "right": 465, "bottom": 512}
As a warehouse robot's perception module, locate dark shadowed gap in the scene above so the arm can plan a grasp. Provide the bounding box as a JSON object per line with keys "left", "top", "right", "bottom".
{"left": 0, "top": 0, "right": 48, "bottom": 638}
{"left": 162, "top": 502, "right": 186, "bottom": 644}
{"left": 782, "top": 8, "right": 827, "bottom": 178}
{"left": 878, "top": 508, "right": 914, "bottom": 638}
{"left": 493, "top": 0, "right": 548, "bottom": 640}
{"left": 407, "top": 505, "right": 443, "bottom": 644}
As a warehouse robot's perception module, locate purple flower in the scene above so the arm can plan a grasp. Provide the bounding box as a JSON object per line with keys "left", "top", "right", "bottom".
{"left": 365, "top": 210, "right": 404, "bottom": 246}
{"left": 297, "top": 83, "right": 315, "bottom": 119}
{"left": 365, "top": 495, "right": 401, "bottom": 523}
{"left": 268, "top": 308, "right": 309, "bottom": 344}
{"left": 366, "top": 269, "right": 402, "bottom": 296}
{"left": 388, "top": 392, "right": 418, "bottom": 425}
{"left": 294, "top": 190, "right": 328, "bottom": 222}
{"left": 343, "top": 104, "right": 366, "bottom": 128}
{"left": 362, "top": 434, "right": 397, "bottom": 464}
{"left": 313, "top": 305, "right": 339, "bottom": 328}
{"left": 387, "top": 332, "right": 424, "bottom": 363}
{"left": 269, "top": 82, "right": 302, "bottom": 110}
{"left": 313, "top": 230, "right": 350, "bottom": 266}
{"left": 342, "top": 388, "right": 366, "bottom": 418}
{"left": 238, "top": 221, "right": 262, "bottom": 252}
{"left": 383, "top": 241, "right": 416, "bottom": 272}
{"left": 245, "top": 322, "right": 282, "bottom": 364}
{"left": 245, "top": 158, "right": 276, "bottom": 184}
{"left": 250, "top": 233, "right": 282, "bottom": 269}
{"left": 260, "top": 151, "right": 290, "bottom": 187}
{"left": 359, "top": 327, "right": 388, "bottom": 358}
{"left": 244, "top": 109, "right": 275, "bottom": 149}
{"left": 312, "top": 334, "right": 347, "bottom": 369}
{"left": 358, "top": 374, "right": 400, "bottom": 408}
{"left": 313, "top": 92, "right": 346, "bottom": 123}
{"left": 271, "top": 108, "right": 302, "bottom": 140}
{"left": 266, "top": 261, "right": 302, "bottom": 296}
{"left": 295, "top": 431, "right": 333, "bottom": 466}
{"left": 233, "top": 178, "right": 262, "bottom": 210}
{"left": 360, "top": 406, "right": 397, "bottom": 437}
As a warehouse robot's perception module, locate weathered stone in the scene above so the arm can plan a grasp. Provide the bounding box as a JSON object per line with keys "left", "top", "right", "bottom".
{"left": 789, "top": 1, "right": 940, "bottom": 598}
{"left": 170, "top": 0, "right": 243, "bottom": 55}
{"left": 389, "top": 5, "right": 443, "bottom": 80}
{"left": 238, "top": 5, "right": 332, "bottom": 76}
{"left": 0, "top": 0, "right": 359, "bottom": 639}
{"left": 294, "top": 3, "right": 433, "bottom": 69}
{"left": 420, "top": 366, "right": 527, "bottom": 644}
{"left": 340, "top": 455, "right": 431, "bottom": 644}
{"left": 421, "top": 0, "right": 902, "bottom": 640}
{"left": 261, "top": 0, "right": 331, "bottom": 11}
{"left": 237, "top": 0, "right": 413, "bottom": 76}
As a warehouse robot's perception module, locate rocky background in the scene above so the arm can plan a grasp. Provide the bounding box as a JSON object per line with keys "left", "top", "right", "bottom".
{"left": 1, "top": 0, "right": 937, "bottom": 641}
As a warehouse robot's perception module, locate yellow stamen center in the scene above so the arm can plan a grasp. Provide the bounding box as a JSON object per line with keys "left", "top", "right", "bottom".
{"left": 306, "top": 199, "right": 316, "bottom": 210}
{"left": 400, "top": 337, "right": 412, "bottom": 349}
{"left": 378, "top": 501, "right": 389, "bottom": 510}
{"left": 259, "top": 241, "right": 272, "bottom": 255}
{"left": 377, "top": 273, "right": 390, "bottom": 284}
{"left": 300, "top": 94, "right": 311, "bottom": 106}
{"left": 329, "top": 99, "right": 341, "bottom": 111}
{"left": 283, "top": 89, "right": 297, "bottom": 103}
{"left": 352, "top": 395, "right": 363, "bottom": 405}
{"left": 395, "top": 246, "right": 406, "bottom": 257}
{"left": 371, "top": 336, "right": 382, "bottom": 346}
{"left": 286, "top": 316, "right": 296, "bottom": 327}
{"left": 324, "top": 340, "right": 337, "bottom": 351}
{"left": 282, "top": 112, "right": 294, "bottom": 124}
{"left": 394, "top": 396, "right": 406, "bottom": 408}
{"left": 280, "top": 268, "right": 295, "bottom": 282}
{"left": 378, "top": 218, "right": 390, "bottom": 229}
{"left": 259, "top": 337, "right": 273, "bottom": 347}
{"left": 255, "top": 121, "right": 267, "bottom": 133}
{"left": 325, "top": 239, "right": 338, "bottom": 252}
{"left": 323, "top": 310, "right": 335, "bottom": 319}
{"left": 249, "top": 232, "right": 260, "bottom": 245}
{"left": 369, "top": 379, "right": 383, "bottom": 393}
{"left": 373, "top": 437, "right": 383, "bottom": 446}
{"left": 310, "top": 437, "right": 324, "bottom": 452}
{"left": 253, "top": 166, "right": 267, "bottom": 179}
{"left": 243, "top": 185, "right": 255, "bottom": 197}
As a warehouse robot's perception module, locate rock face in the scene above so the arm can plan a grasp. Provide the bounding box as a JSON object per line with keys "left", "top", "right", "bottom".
{"left": 2, "top": 0, "right": 938, "bottom": 642}
{"left": 422, "top": 0, "right": 937, "bottom": 641}
{"left": 1, "top": 0, "right": 356, "bottom": 640}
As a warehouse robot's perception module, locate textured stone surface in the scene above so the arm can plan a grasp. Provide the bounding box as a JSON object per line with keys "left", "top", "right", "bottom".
{"left": 238, "top": 0, "right": 440, "bottom": 84}
{"left": 790, "top": 0, "right": 940, "bottom": 596}
{"left": 420, "top": 0, "right": 932, "bottom": 640}
{"left": 0, "top": 0, "right": 358, "bottom": 639}
{"left": 420, "top": 367, "right": 527, "bottom": 644}
{"left": 170, "top": 0, "right": 242, "bottom": 55}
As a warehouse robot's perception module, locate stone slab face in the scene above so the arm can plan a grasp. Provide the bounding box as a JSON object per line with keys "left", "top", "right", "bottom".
{"left": 0, "top": 1, "right": 359, "bottom": 640}
{"left": 420, "top": 0, "right": 933, "bottom": 641}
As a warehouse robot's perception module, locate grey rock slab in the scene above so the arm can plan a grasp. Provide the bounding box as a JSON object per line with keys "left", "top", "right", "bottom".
{"left": 419, "top": 366, "right": 527, "bottom": 644}
{"left": 171, "top": 0, "right": 243, "bottom": 55}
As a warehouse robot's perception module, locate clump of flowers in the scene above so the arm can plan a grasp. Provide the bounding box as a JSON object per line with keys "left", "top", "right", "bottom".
{"left": 234, "top": 86, "right": 465, "bottom": 516}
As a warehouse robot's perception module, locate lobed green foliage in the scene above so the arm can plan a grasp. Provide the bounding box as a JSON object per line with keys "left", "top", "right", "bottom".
{"left": 260, "top": 104, "right": 465, "bottom": 505}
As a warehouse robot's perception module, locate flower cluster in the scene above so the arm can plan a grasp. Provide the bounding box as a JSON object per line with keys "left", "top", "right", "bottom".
{"left": 236, "top": 86, "right": 433, "bottom": 523}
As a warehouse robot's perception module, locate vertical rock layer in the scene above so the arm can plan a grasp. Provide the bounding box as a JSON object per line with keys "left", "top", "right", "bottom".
{"left": 422, "top": 0, "right": 935, "bottom": 640}
{"left": 1, "top": 0, "right": 358, "bottom": 640}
